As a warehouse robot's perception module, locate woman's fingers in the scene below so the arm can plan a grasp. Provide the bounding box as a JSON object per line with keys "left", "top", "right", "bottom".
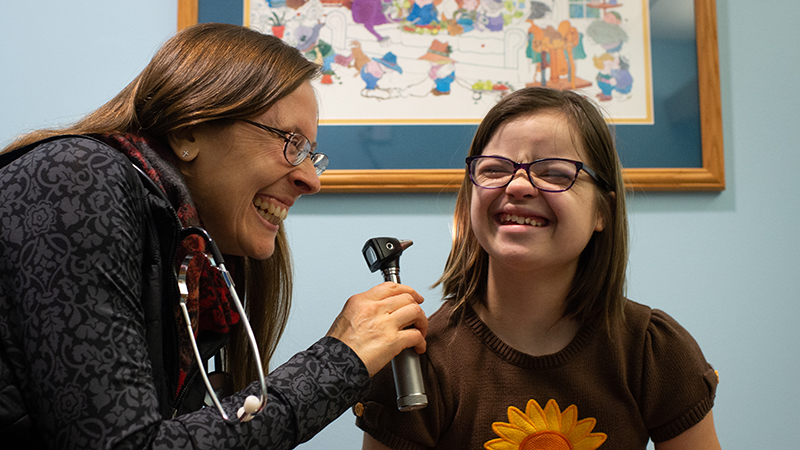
{"left": 326, "top": 282, "right": 428, "bottom": 376}
{"left": 388, "top": 301, "right": 428, "bottom": 337}
{"left": 370, "top": 281, "right": 424, "bottom": 305}
{"left": 397, "top": 327, "right": 427, "bottom": 354}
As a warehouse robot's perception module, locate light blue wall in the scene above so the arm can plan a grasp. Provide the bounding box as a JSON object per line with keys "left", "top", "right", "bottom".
{"left": 2, "top": 1, "right": 798, "bottom": 448}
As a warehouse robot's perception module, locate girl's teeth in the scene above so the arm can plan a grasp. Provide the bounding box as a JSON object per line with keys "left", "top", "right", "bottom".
{"left": 503, "top": 214, "right": 543, "bottom": 227}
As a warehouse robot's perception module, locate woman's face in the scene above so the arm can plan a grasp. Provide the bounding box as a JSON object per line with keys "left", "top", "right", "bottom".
{"left": 470, "top": 111, "right": 605, "bottom": 277}
{"left": 172, "top": 81, "right": 321, "bottom": 259}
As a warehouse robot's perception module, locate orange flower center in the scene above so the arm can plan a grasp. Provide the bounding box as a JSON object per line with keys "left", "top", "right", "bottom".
{"left": 519, "top": 431, "right": 573, "bottom": 450}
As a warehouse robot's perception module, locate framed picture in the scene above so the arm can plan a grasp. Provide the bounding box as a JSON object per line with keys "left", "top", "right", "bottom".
{"left": 178, "top": 0, "right": 723, "bottom": 192}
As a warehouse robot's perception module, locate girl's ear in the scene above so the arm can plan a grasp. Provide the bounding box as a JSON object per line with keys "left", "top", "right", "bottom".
{"left": 167, "top": 127, "right": 199, "bottom": 162}
{"left": 595, "top": 191, "right": 615, "bottom": 232}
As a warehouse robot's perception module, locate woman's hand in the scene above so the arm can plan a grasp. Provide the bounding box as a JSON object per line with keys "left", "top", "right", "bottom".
{"left": 326, "top": 282, "right": 427, "bottom": 377}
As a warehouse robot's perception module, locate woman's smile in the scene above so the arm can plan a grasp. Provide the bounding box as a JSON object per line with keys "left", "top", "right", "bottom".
{"left": 254, "top": 197, "right": 289, "bottom": 226}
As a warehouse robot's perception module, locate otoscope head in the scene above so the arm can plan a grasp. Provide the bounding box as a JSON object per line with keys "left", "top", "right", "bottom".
{"left": 362, "top": 237, "right": 413, "bottom": 272}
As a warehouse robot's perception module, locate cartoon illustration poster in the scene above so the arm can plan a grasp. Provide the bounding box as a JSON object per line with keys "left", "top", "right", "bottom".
{"left": 247, "top": 0, "right": 653, "bottom": 124}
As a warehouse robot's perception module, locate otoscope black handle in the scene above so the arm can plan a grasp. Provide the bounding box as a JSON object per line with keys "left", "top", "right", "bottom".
{"left": 362, "top": 238, "right": 428, "bottom": 411}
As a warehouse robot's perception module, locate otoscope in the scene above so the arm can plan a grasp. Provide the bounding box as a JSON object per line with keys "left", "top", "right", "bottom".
{"left": 362, "top": 237, "right": 428, "bottom": 411}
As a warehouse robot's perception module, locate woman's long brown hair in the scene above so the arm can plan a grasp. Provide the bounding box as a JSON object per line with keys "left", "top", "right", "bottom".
{"left": 4, "top": 23, "right": 321, "bottom": 391}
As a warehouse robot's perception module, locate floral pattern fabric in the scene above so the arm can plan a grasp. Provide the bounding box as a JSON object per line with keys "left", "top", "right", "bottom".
{"left": 0, "top": 137, "right": 370, "bottom": 449}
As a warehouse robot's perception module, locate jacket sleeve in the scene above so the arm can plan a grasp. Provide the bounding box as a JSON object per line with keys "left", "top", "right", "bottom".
{"left": 161, "top": 337, "right": 370, "bottom": 449}
{"left": 0, "top": 138, "right": 370, "bottom": 449}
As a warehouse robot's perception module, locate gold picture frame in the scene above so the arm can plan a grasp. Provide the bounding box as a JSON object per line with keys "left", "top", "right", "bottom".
{"left": 178, "top": 0, "right": 723, "bottom": 192}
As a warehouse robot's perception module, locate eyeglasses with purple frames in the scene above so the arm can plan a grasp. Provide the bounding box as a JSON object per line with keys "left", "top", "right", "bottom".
{"left": 466, "top": 155, "right": 607, "bottom": 192}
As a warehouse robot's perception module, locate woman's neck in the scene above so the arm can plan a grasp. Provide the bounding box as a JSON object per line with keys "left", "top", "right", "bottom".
{"left": 475, "top": 259, "right": 580, "bottom": 356}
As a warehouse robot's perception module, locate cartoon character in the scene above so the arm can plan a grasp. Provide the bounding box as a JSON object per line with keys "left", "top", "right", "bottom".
{"left": 294, "top": 22, "right": 326, "bottom": 58}
{"left": 294, "top": 22, "right": 347, "bottom": 84}
{"left": 407, "top": 0, "right": 440, "bottom": 26}
{"left": 350, "top": 0, "right": 397, "bottom": 42}
{"left": 586, "top": 11, "right": 628, "bottom": 53}
{"left": 419, "top": 40, "right": 456, "bottom": 96}
{"left": 593, "top": 53, "right": 615, "bottom": 101}
{"left": 479, "top": 0, "right": 505, "bottom": 32}
{"left": 360, "top": 51, "right": 403, "bottom": 91}
{"left": 525, "top": 18, "right": 589, "bottom": 90}
{"left": 611, "top": 55, "right": 633, "bottom": 100}
{"left": 453, "top": 0, "right": 480, "bottom": 34}
{"left": 344, "top": 40, "right": 371, "bottom": 74}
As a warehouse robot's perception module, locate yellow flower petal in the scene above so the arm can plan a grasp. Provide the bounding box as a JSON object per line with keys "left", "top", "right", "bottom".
{"left": 484, "top": 438, "right": 520, "bottom": 450}
{"left": 560, "top": 404, "right": 577, "bottom": 435}
{"left": 569, "top": 417, "right": 598, "bottom": 441}
{"left": 572, "top": 433, "right": 607, "bottom": 450}
{"left": 488, "top": 400, "right": 606, "bottom": 450}
{"left": 525, "top": 399, "right": 548, "bottom": 431}
{"left": 508, "top": 406, "right": 538, "bottom": 433}
{"left": 543, "top": 399, "right": 562, "bottom": 431}
{"left": 492, "top": 423, "right": 528, "bottom": 443}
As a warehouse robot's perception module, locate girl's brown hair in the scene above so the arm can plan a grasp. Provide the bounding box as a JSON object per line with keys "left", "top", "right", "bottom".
{"left": 436, "top": 87, "right": 629, "bottom": 331}
{"left": 4, "top": 23, "right": 321, "bottom": 391}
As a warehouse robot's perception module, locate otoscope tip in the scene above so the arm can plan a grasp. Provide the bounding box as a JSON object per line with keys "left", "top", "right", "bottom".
{"left": 399, "top": 239, "right": 413, "bottom": 251}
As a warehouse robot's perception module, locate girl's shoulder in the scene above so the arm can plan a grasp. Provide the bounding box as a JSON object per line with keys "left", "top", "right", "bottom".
{"left": 621, "top": 299, "right": 700, "bottom": 347}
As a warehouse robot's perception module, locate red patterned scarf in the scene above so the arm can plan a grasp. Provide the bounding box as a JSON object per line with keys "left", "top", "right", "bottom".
{"left": 98, "top": 133, "right": 240, "bottom": 395}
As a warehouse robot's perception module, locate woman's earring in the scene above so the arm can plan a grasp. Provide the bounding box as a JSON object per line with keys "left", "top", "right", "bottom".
{"left": 182, "top": 150, "right": 190, "bottom": 158}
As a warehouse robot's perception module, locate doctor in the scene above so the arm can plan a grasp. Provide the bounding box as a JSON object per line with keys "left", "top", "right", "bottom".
{"left": 0, "top": 23, "right": 427, "bottom": 449}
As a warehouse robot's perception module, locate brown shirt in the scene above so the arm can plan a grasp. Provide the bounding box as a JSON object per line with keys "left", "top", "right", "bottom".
{"left": 356, "top": 299, "right": 717, "bottom": 450}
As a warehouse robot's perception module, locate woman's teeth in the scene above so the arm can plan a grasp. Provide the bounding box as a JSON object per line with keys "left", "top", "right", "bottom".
{"left": 254, "top": 198, "right": 287, "bottom": 225}
{"left": 501, "top": 213, "right": 545, "bottom": 227}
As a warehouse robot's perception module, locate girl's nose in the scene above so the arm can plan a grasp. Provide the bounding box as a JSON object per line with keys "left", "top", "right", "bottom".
{"left": 505, "top": 168, "right": 538, "bottom": 198}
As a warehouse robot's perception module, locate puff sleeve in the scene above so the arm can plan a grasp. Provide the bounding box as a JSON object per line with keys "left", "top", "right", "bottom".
{"left": 640, "top": 309, "right": 718, "bottom": 442}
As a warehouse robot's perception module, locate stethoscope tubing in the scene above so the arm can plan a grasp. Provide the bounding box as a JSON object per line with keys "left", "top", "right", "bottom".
{"left": 177, "top": 227, "right": 267, "bottom": 424}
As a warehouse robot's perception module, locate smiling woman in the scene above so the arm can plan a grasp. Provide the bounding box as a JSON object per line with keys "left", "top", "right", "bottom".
{"left": 0, "top": 23, "right": 428, "bottom": 449}
{"left": 168, "top": 84, "right": 323, "bottom": 261}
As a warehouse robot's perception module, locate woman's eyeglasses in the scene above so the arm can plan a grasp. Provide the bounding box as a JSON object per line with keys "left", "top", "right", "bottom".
{"left": 240, "top": 120, "right": 328, "bottom": 175}
{"left": 466, "top": 155, "right": 606, "bottom": 192}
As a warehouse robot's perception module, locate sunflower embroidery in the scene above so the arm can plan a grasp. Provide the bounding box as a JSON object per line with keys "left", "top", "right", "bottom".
{"left": 484, "top": 399, "right": 607, "bottom": 450}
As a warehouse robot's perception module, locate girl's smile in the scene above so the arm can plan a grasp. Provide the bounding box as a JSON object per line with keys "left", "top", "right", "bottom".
{"left": 470, "top": 111, "right": 605, "bottom": 276}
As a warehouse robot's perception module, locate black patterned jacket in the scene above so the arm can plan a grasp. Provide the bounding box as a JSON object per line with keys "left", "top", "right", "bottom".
{"left": 0, "top": 136, "right": 370, "bottom": 449}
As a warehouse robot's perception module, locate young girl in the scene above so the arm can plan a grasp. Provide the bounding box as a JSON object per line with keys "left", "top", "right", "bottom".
{"left": 355, "top": 87, "right": 720, "bottom": 449}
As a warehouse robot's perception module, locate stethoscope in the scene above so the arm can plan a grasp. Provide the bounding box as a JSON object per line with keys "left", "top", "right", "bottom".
{"left": 176, "top": 227, "right": 267, "bottom": 424}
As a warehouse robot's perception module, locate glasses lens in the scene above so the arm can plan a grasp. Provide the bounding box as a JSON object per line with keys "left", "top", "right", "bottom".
{"left": 310, "top": 153, "right": 328, "bottom": 175}
{"left": 529, "top": 160, "right": 578, "bottom": 191}
{"left": 285, "top": 134, "right": 310, "bottom": 165}
{"left": 471, "top": 157, "right": 515, "bottom": 188}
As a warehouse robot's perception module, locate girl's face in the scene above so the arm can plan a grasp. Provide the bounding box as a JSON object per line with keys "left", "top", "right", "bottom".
{"left": 172, "top": 81, "right": 321, "bottom": 259}
{"left": 470, "top": 111, "right": 605, "bottom": 277}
